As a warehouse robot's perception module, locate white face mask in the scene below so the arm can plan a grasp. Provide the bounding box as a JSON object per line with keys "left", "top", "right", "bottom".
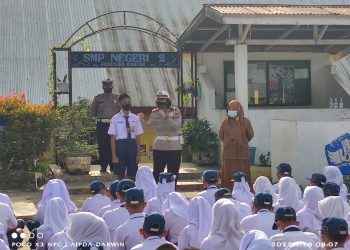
{"left": 228, "top": 110, "right": 238, "bottom": 117}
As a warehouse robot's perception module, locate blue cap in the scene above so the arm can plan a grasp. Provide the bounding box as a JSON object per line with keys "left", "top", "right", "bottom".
{"left": 90, "top": 181, "right": 106, "bottom": 194}
{"left": 306, "top": 173, "right": 327, "bottom": 188}
{"left": 214, "top": 188, "right": 231, "bottom": 201}
{"left": 143, "top": 212, "right": 165, "bottom": 233}
{"left": 272, "top": 207, "right": 296, "bottom": 230}
{"left": 323, "top": 182, "right": 340, "bottom": 196}
{"left": 117, "top": 179, "right": 136, "bottom": 194}
{"left": 109, "top": 180, "right": 120, "bottom": 199}
{"left": 254, "top": 193, "right": 273, "bottom": 207}
{"left": 202, "top": 170, "right": 218, "bottom": 182}
{"left": 277, "top": 163, "right": 292, "bottom": 176}
{"left": 321, "top": 217, "right": 348, "bottom": 237}
{"left": 231, "top": 172, "right": 248, "bottom": 182}
{"left": 159, "top": 172, "right": 176, "bottom": 183}
{"left": 125, "top": 187, "right": 145, "bottom": 205}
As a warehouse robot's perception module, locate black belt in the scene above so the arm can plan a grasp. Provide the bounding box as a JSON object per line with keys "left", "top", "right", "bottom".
{"left": 117, "top": 139, "right": 136, "bottom": 143}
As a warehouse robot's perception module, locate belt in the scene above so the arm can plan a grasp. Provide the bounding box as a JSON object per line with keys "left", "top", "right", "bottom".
{"left": 97, "top": 118, "right": 111, "bottom": 123}
{"left": 156, "top": 136, "right": 180, "bottom": 141}
{"left": 117, "top": 139, "right": 136, "bottom": 143}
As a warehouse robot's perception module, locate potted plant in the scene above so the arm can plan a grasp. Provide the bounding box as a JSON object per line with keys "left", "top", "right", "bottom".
{"left": 56, "top": 98, "right": 98, "bottom": 174}
{"left": 251, "top": 151, "right": 272, "bottom": 181}
{"left": 181, "top": 118, "right": 219, "bottom": 165}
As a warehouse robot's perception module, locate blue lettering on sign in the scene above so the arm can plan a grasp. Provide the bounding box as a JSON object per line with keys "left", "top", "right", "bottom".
{"left": 325, "top": 133, "right": 350, "bottom": 174}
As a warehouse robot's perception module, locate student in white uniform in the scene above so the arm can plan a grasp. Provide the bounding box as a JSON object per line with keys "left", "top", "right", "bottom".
{"left": 320, "top": 217, "right": 348, "bottom": 250}
{"left": 99, "top": 180, "right": 122, "bottom": 217}
{"left": 103, "top": 179, "right": 135, "bottom": 238}
{"left": 272, "top": 163, "right": 302, "bottom": 200}
{"left": 0, "top": 203, "right": 16, "bottom": 232}
{"left": 201, "top": 199, "right": 244, "bottom": 250}
{"left": 253, "top": 176, "right": 278, "bottom": 204}
{"left": 195, "top": 170, "right": 219, "bottom": 207}
{"left": 0, "top": 193, "right": 13, "bottom": 211}
{"left": 113, "top": 188, "right": 146, "bottom": 250}
{"left": 273, "top": 177, "right": 304, "bottom": 213}
{"left": 240, "top": 193, "right": 279, "bottom": 237}
{"left": 306, "top": 173, "right": 327, "bottom": 188}
{"left": 269, "top": 207, "right": 321, "bottom": 250}
{"left": 296, "top": 186, "right": 324, "bottom": 234}
{"left": 323, "top": 182, "right": 340, "bottom": 198}
{"left": 231, "top": 172, "right": 254, "bottom": 205}
{"left": 36, "top": 197, "right": 69, "bottom": 250}
{"left": 81, "top": 181, "right": 111, "bottom": 216}
{"left": 177, "top": 196, "right": 211, "bottom": 250}
{"left": 318, "top": 196, "right": 350, "bottom": 221}
{"left": 214, "top": 188, "right": 251, "bottom": 221}
{"left": 131, "top": 213, "right": 178, "bottom": 250}
{"left": 323, "top": 166, "right": 348, "bottom": 201}
{"left": 145, "top": 173, "right": 175, "bottom": 214}
{"left": 135, "top": 166, "right": 157, "bottom": 202}
{"left": 239, "top": 230, "right": 273, "bottom": 250}
{"left": 162, "top": 192, "right": 188, "bottom": 244}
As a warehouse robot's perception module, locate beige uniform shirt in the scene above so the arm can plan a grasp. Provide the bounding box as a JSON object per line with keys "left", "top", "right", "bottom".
{"left": 90, "top": 93, "right": 118, "bottom": 119}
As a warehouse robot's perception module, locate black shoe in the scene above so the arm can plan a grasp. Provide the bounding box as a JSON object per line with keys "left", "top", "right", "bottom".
{"left": 100, "top": 169, "right": 107, "bottom": 173}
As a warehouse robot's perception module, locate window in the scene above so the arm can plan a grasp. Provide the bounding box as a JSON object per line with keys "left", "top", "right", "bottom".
{"left": 224, "top": 60, "right": 311, "bottom": 106}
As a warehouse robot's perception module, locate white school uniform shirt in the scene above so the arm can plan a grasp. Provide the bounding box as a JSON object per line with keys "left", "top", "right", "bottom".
{"left": 240, "top": 209, "right": 279, "bottom": 237}
{"left": 0, "top": 240, "right": 9, "bottom": 250}
{"left": 103, "top": 204, "right": 130, "bottom": 238}
{"left": 0, "top": 223, "right": 8, "bottom": 246}
{"left": 98, "top": 199, "right": 122, "bottom": 217}
{"left": 145, "top": 181, "right": 176, "bottom": 214}
{"left": 0, "top": 203, "right": 16, "bottom": 231}
{"left": 323, "top": 165, "right": 349, "bottom": 201}
{"left": 195, "top": 185, "right": 218, "bottom": 207}
{"left": 272, "top": 182, "right": 303, "bottom": 200}
{"left": 113, "top": 212, "right": 145, "bottom": 250}
{"left": 239, "top": 230, "right": 273, "bottom": 250}
{"left": 0, "top": 193, "right": 13, "bottom": 211}
{"left": 108, "top": 111, "right": 143, "bottom": 139}
{"left": 48, "top": 231, "right": 73, "bottom": 250}
{"left": 230, "top": 199, "right": 252, "bottom": 221}
{"left": 131, "top": 236, "right": 179, "bottom": 250}
{"left": 81, "top": 194, "right": 111, "bottom": 216}
{"left": 269, "top": 226, "right": 321, "bottom": 250}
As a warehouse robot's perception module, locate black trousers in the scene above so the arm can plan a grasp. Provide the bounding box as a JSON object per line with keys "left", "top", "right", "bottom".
{"left": 153, "top": 150, "right": 182, "bottom": 183}
{"left": 97, "top": 122, "right": 113, "bottom": 171}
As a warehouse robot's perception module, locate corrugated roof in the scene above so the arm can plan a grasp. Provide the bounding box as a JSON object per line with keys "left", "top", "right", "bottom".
{"left": 210, "top": 5, "right": 350, "bottom": 16}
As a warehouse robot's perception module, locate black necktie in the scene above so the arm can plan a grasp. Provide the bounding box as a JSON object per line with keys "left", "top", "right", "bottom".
{"left": 124, "top": 115, "right": 131, "bottom": 140}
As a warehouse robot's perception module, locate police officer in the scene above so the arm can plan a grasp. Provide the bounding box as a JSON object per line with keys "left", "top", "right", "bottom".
{"left": 91, "top": 79, "right": 119, "bottom": 173}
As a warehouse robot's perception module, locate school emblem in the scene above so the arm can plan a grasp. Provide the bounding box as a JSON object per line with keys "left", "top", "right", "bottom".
{"left": 325, "top": 133, "right": 350, "bottom": 174}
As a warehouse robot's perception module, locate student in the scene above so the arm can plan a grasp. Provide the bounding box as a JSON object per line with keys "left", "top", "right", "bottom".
{"left": 98, "top": 180, "right": 122, "bottom": 217}
{"left": 273, "top": 177, "right": 304, "bottom": 212}
{"left": 323, "top": 166, "right": 348, "bottom": 201}
{"left": 200, "top": 199, "right": 244, "bottom": 250}
{"left": 0, "top": 193, "right": 13, "bottom": 211}
{"left": 162, "top": 192, "right": 188, "bottom": 245}
{"left": 156, "top": 244, "right": 178, "bottom": 250}
{"left": 240, "top": 193, "right": 279, "bottom": 237}
{"left": 36, "top": 197, "right": 69, "bottom": 250}
{"left": 177, "top": 197, "right": 211, "bottom": 249}
{"left": 113, "top": 188, "right": 146, "bottom": 250}
{"left": 320, "top": 217, "right": 348, "bottom": 250}
{"left": 296, "top": 186, "right": 324, "bottom": 234}
{"left": 269, "top": 207, "right": 321, "bottom": 250}
{"left": 135, "top": 166, "right": 157, "bottom": 202}
{"left": 272, "top": 163, "right": 302, "bottom": 200}
{"left": 318, "top": 196, "right": 350, "bottom": 221}
{"left": 323, "top": 182, "right": 341, "bottom": 197}
{"left": 195, "top": 170, "right": 219, "bottom": 207}
{"left": 103, "top": 179, "right": 135, "bottom": 238}
{"left": 145, "top": 172, "right": 176, "bottom": 214}
{"left": 231, "top": 172, "right": 254, "bottom": 205}
{"left": 131, "top": 212, "right": 178, "bottom": 250}
{"left": 81, "top": 181, "right": 111, "bottom": 216}
{"left": 306, "top": 173, "right": 327, "bottom": 188}
{"left": 239, "top": 230, "right": 273, "bottom": 250}
{"left": 253, "top": 176, "right": 277, "bottom": 204}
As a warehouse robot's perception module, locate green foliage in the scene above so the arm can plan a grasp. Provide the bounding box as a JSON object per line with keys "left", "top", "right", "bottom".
{"left": 259, "top": 152, "right": 271, "bottom": 166}
{"left": 181, "top": 118, "right": 219, "bottom": 154}
{"left": 175, "top": 80, "right": 196, "bottom": 107}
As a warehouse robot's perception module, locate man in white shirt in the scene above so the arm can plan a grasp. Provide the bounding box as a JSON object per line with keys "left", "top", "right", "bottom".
{"left": 113, "top": 187, "right": 146, "bottom": 250}
{"left": 272, "top": 163, "right": 303, "bottom": 199}
{"left": 195, "top": 170, "right": 219, "bottom": 207}
{"left": 98, "top": 180, "right": 122, "bottom": 217}
{"left": 321, "top": 217, "right": 348, "bottom": 250}
{"left": 240, "top": 193, "right": 279, "bottom": 237}
{"left": 81, "top": 181, "right": 111, "bottom": 216}
{"left": 270, "top": 206, "right": 321, "bottom": 250}
{"left": 131, "top": 212, "right": 178, "bottom": 250}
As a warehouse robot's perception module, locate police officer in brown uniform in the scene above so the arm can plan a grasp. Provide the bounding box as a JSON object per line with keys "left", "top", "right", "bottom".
{"left": 138, "top": 91, "right": 182, "bottom": 183}
{"left": 91, "top": 79, "right": 119, "bottom": 173}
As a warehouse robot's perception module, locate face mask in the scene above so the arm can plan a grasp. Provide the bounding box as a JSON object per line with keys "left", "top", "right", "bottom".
{"left": 156, "top": 101, "right": 167, "bottom": 107}
{"left": 121, "top": 104, "right": 131, "bottom": 111}
{"left": 227, "top": 110, "right": 237, "bottom": 117}
{"left": 103, "top": 88, "right": 112, "bottom": 93}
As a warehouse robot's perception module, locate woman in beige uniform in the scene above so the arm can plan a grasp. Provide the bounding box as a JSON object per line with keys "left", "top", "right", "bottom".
{"left": 219, "top": 100, "right": 254, "bottom": 189}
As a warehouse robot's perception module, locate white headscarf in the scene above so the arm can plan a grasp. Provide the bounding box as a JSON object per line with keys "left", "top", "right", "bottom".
{"left": 232, "top": 177, "right": 254, "bottom": 205}
{"left": 285, "top": 241, "right": 313, "bottom": 250}
{"left": 253, "top": 176, "right": 278, "bottom": 204}
{"left": 162, "top": 192, "right": 188, "bottom": 219}
{"left": 239, "top": 230, "right": 273, "bottom": 250}
{"left": 40, "top": 197, "right": 69, "bottom": 235}
{"left": 201, "top": 199, "right": 243, "bottom": 250}
{"left": 274, "top": 177, "right": 303, "bottom": 212}
{"left": 297, "top": 186, "right": 324, "bottom": 233}
{"left": 318, "top": 196, "right": 350, "bottom": 220}
{"left": 323, "top": 166, "right": 348, "bottom": 200}
{"left": 135, "top": 166, "right": 157, "bottom": 201}
{"left": 186, "top": 196, "right": 212, "bottom": 247}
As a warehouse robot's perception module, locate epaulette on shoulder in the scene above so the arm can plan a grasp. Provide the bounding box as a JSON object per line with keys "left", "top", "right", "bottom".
{"left": 152, "top": 108, "right": 159, "bottom": 112}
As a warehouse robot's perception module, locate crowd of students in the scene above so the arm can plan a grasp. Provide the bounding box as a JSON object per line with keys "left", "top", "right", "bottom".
{"left": 0, "top": 163, "right": 350, "bottom": 250}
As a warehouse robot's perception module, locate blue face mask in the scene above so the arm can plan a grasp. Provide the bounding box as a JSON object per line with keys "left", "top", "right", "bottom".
{"left": 227, "top": 110, "right": 237, "bottom": 117}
